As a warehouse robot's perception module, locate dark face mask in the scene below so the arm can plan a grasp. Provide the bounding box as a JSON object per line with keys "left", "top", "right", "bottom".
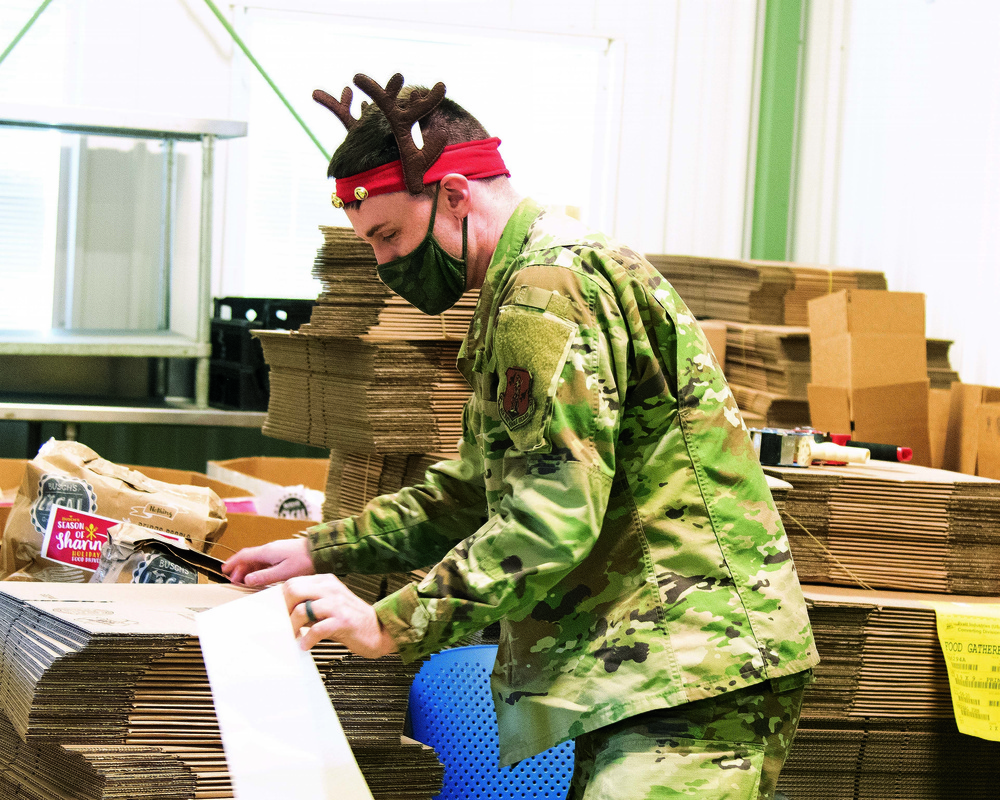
{"left": 375, "top": 186, "right": 468, "bottom": 316}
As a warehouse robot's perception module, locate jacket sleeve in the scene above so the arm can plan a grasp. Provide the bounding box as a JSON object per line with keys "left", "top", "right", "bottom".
{"left": 307, "top": 402, "right": 490, "bottom": 575}
{"left": 372, "top": 265, "right": 626, "bottom": 660}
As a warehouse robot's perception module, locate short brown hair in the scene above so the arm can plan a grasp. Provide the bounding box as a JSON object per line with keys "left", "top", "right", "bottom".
{"left": 327, "top": 86, "right": 491, "bottom": 182}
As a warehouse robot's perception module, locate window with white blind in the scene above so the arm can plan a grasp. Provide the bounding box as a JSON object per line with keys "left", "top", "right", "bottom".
{"left": 0, "top": 0, "right": 68, "bottom": 329}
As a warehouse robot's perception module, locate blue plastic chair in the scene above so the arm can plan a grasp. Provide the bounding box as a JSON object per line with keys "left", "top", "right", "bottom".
{"left": 408, "top": 644, "right": 576, "bottom": 800}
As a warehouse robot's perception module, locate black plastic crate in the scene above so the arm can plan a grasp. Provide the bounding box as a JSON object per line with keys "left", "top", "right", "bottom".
{"left": 210, "top": 318, "right": 264, "bottom": 367}
{"left": 212, "top": 297, "right": 313, "bottom": 330}
{"left": 209, "top": 360, "right": 270, "bottom": 411}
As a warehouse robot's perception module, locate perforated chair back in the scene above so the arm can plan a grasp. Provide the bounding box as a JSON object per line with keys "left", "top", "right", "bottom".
{"left": 408, "top": 644, "right": 575, "bottom": 800}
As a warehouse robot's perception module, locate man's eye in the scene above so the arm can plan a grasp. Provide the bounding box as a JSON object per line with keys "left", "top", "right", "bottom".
{"left": 382, "top": 231, "right": 397, "bottom": 243}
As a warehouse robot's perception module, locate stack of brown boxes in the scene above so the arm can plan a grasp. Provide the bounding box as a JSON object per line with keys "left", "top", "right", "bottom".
{"left": 807, "top": 289, "right": 933, "bottom": 466}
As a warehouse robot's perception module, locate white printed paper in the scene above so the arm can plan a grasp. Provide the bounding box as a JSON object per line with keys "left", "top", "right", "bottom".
{"left": 197, "top": 586, "right": 373, "bottom": 800}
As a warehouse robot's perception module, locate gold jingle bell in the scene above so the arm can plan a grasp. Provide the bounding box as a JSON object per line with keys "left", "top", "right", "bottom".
{"left": 354, "top": 187, "right": 369, "bottom": 201}
{"left": 331, "top": 192, "right": 344, "bottom": 209}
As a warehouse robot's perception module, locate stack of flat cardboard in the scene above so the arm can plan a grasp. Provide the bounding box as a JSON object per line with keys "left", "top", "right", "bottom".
{"left": 720, "top": 323, "right": 959, "bottom": 432}
{"left": 722, "top": 322, "right": 812, "bottom": 428}
{"left": 644, "top": 254, "right": 886, "bottom": 325}
{"left": 807, "top": 289, "right": 933, "bottom": 466}
{"left": 724, "top": 323, "right": 812, "bottom": 398}
{"left": 324, "top": 451, "right": 447, "bottom": 520}
{"left": 765, "top": 260, "right": 889, "bottom": 326}
{"left": 320, "top": 450, "right": 453, "bottom": 607}
{"left": 782, "top": 717, "right": 997, "bottom": 800}
{"left": 763, "top": 461, "right": 1000, "bottom": 595}
{"left": 780, "top": 585, "right": 1000, "bottom": 799}
{"left": 308, "top": 226, "right": 476, "bottom": 341}
{"left": 256, "top": 330, "right": 468, "bottom": 454}
{"left": 0, "top": 583, "right": 443, "bottom": 800}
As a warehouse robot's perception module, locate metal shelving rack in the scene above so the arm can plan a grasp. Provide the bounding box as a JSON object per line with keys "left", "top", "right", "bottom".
{"left": 0, "top": 103, "right": 248, "bottom": 407}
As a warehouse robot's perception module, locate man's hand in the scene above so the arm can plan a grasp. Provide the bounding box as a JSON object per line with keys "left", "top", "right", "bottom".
{"left": 221, "top": 538, "right": 315, "bottom": 587}
{"left": 283, "top": 574, "right": 398, "bottom": 658}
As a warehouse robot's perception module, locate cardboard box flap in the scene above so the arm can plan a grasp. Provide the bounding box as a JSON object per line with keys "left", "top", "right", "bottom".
{"left": 808, "top": 384, "right": 853, "bottom": 435}
{"left": 206, "top": 458, "right": 327, "bottom": 521}
{"left": 810, "top": 333, "right": 927, "bottom": 389}
{"left": 943, "top": 383, "right": 1000, "bottom": 475}
{"left": 207, "top": 457, "right": 329, "bottom": 494}
{"left": 976, "top": 402, "right": 1000, "bottom": 480}
{"left": 808, "top": 289, "right": 925, "bottom": 337}
{"left": 208, "top": 513, "right": 312, "bottom": 561}
{"left": 850, "top": 381, "right": 932, "bottom": 467}
{"left": 808, "top": 381, "right": 933, "bottom": 467}
{"left": 928, "top": 387, "right": 953, "bottom": 470}
{"left": 123, "top": 464, "right": 250, "bottom": 500}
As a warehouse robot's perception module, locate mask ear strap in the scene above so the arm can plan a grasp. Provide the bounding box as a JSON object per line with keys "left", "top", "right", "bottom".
{"left": 428, "top": 182, "right": 468, "bottom": 264}
{"left": 427, "top": 182, "right": 441, "bottom": 231}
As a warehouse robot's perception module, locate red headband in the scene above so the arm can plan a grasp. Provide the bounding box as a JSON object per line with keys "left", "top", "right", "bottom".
{"left": 333, "top": 137, "right": 509, "bottom": 207}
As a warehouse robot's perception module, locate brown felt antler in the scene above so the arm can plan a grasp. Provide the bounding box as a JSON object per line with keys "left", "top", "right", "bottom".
{"left": 352, "top": 73, "right": 448, "bottom": 194}
{"left": 312, "top": 87, "right": 361, "bottom": 131}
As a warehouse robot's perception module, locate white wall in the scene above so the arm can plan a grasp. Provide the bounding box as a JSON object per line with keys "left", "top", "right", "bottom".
{"left": 795, "top": 0, "right": 1000, "bottom": 386}
{"left": 2, "top": 0, "right": 762, "bottom": 299}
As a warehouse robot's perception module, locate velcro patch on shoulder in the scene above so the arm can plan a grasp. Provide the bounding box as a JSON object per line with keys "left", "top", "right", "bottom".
{"left": 494, "top": 303, "right": 578, "bottom": 452}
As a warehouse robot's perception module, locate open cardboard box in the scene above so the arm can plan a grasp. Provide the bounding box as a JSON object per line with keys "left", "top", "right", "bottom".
{"left": 808, "top": 380, "right": 933, "bottom": 467}
{"left": 943, "top": 383, "right": 1000, "bottom": 476}
{"left": 928, "top": 387, "right": 953, "bottom": 470}
{"left": 1, "top": 456, "right": 313, "bottom": 579}
{"left": 975, "top": 401, "right": 1000, "bottom": 480}
{"left": 808, "top": 289, "right": 928, "bottom": 390}
{"left": 207, "top": 457, "right": 328, "bottom": 494}
{"left": 0, "top": 459, "right": 28, "bottom": 532}
{"left": 207, "top": 457, "right": 327, "bottom": 522}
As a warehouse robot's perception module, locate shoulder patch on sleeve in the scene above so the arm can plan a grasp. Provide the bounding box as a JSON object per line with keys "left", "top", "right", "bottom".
{"left": 494, "top": 303, "right": 578, "bottom": 452}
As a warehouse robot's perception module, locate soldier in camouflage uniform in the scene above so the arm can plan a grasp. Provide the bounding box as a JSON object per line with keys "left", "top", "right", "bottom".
{"left": 223, "top": 73, "right": 819, "bottom": 799}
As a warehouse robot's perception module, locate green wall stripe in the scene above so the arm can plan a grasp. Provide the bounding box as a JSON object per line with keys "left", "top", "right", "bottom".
{"left": 751, "top": 0, "right": 805, "bottom": 261}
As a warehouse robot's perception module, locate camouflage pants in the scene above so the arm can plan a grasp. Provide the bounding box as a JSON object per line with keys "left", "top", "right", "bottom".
{"left": 566, "top": 674, "right": 808, "bottom": 800}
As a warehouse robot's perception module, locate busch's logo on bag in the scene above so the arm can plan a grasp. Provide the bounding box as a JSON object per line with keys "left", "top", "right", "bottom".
{"left": 31, "top": 474, "right": 97, "bottom": 534}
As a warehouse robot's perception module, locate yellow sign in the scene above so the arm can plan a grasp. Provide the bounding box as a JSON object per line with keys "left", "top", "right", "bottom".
{"left": 931, "top": 603, "right": 1000, "bottom": 741}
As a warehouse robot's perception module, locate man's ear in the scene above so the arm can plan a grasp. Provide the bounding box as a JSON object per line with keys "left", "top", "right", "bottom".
{"left": 439, "top": 173, "right": 471, "bottom": 218}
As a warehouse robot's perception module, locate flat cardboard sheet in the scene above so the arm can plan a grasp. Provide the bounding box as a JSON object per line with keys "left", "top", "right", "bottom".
{"left": 767, "top": 461, "right": 1000, "bottom": 595}
{"left": 801, "top": 583, "right": 998, "bottom": 720}
{"left": 644, "top": 254, "right": 887, "bottom": 326}
{"left": 257, "top": 331, "right": 468, "bottom": 456}
{"left": 197, "top": 586, "right": 373, "bottom": 800}
{"left": 0, "top": 583, "right": 443, "bottom": 800}
{"left": 976, "top": 401, "right": 1000, "bottom": 480}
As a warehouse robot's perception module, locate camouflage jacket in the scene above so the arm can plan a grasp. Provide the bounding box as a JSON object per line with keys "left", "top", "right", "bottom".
{"left": 309, "top": 198, "right": 819, "bottom": 765}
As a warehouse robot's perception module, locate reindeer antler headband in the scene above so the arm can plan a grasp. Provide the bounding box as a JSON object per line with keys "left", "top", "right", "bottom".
{"left": 313, "top": 73, "right": 510, "bottom": 208}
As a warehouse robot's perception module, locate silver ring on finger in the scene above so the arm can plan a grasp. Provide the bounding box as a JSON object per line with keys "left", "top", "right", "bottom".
{"left": 305, "top": 599, "right": 318, "bottom": 624}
